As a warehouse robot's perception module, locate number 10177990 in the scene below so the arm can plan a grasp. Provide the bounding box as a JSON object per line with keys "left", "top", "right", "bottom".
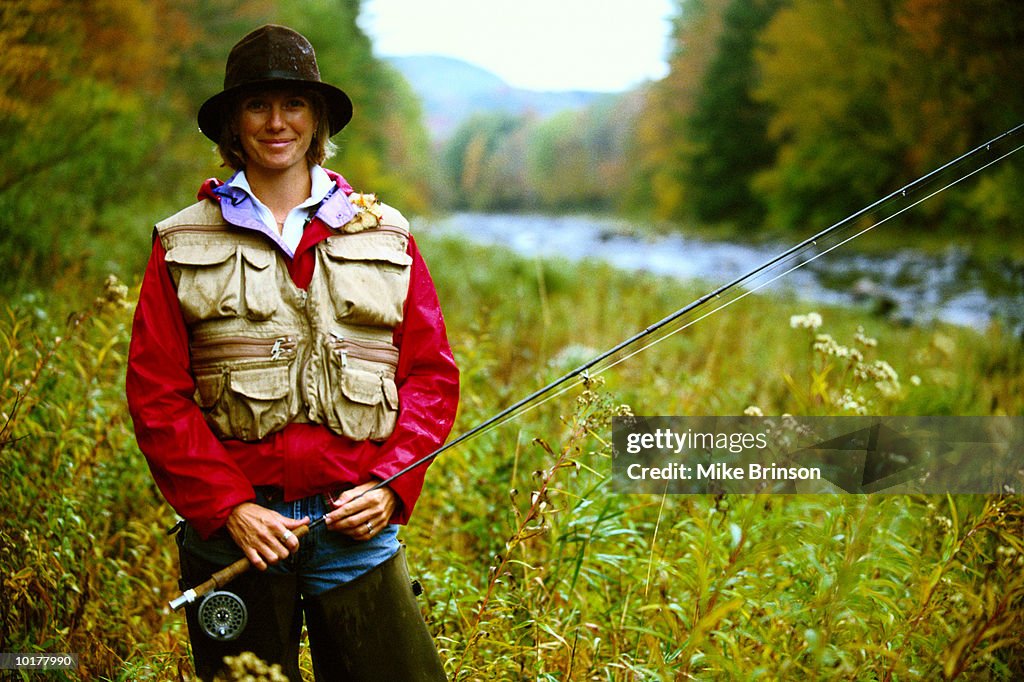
{"left": 0, "top": 653, "right": 78, "bottom": 670}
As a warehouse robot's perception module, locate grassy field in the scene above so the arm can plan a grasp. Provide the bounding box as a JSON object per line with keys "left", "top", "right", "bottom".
{"left": 1, "top": 234, "right": 1022, "bottom": 680}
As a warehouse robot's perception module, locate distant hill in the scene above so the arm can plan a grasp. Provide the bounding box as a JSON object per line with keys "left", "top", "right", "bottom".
{"left": 385, "top": 55, "right": 608, "bottom": 140}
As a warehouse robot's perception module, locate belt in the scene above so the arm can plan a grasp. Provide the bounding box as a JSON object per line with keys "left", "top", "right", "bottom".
{"left": 255, "top": 485, "right": 353, "bottom": 505}
{"left": 254, "top": 485, "right": 286, "bottom": 502}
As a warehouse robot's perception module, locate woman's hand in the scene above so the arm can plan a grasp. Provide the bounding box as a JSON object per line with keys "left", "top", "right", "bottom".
{"left": 324, "top": 481, "right": 397, "bottom": 541}
{"left": 225, "top": 502, "right": 309, "bottom": 571}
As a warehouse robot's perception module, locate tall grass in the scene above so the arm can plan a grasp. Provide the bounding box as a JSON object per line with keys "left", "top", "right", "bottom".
{"left": 1, "top": 236, "right": 1021, "bottom": 679}
{"left": 0, "top": 278, "right": 185, "bottom": 680}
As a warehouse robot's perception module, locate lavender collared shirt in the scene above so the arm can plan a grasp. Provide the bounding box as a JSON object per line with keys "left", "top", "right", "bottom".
{"left": 213, "top": 165, "right": 358, "bottom": 258}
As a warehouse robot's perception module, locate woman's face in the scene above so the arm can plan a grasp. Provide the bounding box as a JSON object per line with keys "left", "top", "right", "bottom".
{"left": 236, "top": 89, "right": 315, "bottom": 175}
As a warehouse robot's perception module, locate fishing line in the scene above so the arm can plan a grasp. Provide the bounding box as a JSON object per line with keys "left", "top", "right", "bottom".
{"left": 373, "top": 123, "right": 1024, "bottom": 488}
{"left": 168, "top": 122, "right": 1023, "bottom": 609}
{"left": 594, "top": 135, "right": 1024, "bottom": 378}
{"left": 436, "top": 125, "right": 1024, "bottom": 440}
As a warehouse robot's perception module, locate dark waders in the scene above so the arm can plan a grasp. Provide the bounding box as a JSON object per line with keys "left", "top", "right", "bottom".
{"left": 178, "top": 543, "right": 446, "bottom": 681}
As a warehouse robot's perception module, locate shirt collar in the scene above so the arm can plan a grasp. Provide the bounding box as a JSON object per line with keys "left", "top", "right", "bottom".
{"left": 213, "top": 165, "right": 356, "bottom": 236}
{"left": 225, "top": 165, "right": 334, "bottom": 205}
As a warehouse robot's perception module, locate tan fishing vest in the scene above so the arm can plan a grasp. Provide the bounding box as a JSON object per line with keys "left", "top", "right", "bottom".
{"left": 155, "top": 198, "right": 411, "bottom": 443}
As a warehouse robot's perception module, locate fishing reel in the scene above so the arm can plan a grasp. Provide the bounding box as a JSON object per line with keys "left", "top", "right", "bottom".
{"left": 197, "top": 590, "right": 248, "bottom": 641}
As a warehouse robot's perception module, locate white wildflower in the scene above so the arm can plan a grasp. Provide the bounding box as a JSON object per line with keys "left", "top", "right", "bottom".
{"left": 813, "top": 334, "right": 858, "bottom": 361}
{"left": 876, "top": 380, "right": 902, "bottom": 400}
{"left": 854, "top": 326, "right": 878, "bottom": 348}
{"left": 838, "top": 390, "right": 867, "bottom": 415}
{"left": 790, "top": 312, "right": 823, "bottom": 330}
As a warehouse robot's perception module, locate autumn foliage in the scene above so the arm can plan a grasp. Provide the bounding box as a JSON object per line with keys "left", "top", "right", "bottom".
{"left": 0, "top": 0, "right": 432, "bottom": 295}
{"left": 440, "top": 0, "right": 1024, "bottom": 239}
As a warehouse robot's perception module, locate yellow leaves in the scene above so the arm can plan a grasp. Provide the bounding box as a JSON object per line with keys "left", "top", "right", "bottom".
{"left": 340, "top": 192, "right": 384, "bottom": 233}
{"left": 941, "top": 581, "right": 1024, "bottom": 679}
{"left": 0, "top": 0, "right": 185, "bottom": 129}
{"left": 6, "top": 565, "right": 35, "bottom": 588}
{"left": 898, "top": 0, "right": 946, "bottom": 53}
{"left": 349, "top": 191, "right": 383, "bottom": 218}
{"left": 683, "top": 597, "right": 745, "bottom": 653}
{"left": 0, "top": 0, "right": 68, "bottom": 121}
{"left": 79, "top": 0, "right": 171, "bottom": 95}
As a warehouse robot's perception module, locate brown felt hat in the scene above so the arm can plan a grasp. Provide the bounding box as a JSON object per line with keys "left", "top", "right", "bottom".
{"left": 197, "top": 24, "right": 353, "bottom": 142}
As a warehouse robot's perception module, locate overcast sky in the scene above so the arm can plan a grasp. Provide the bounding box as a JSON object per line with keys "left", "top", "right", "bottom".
{"left": 359, "top": 0, "right": 676, "bottom": 92}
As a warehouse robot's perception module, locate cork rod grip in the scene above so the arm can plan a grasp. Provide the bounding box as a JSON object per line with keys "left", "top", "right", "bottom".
{"left": 168, "top": 522, "right": 314, "bottom": 611}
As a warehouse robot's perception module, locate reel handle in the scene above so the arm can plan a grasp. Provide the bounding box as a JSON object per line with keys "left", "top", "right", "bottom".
{"left": 168, "top": 521, "right": 315, "bottom": 611}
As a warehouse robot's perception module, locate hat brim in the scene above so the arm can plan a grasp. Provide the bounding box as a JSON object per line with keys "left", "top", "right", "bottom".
{"left": 197, "top": 79, "right": 353, "bottom": 142}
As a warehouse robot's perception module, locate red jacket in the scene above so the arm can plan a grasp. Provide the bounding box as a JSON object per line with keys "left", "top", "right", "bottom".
{"left": 126, "top": 174, "right": 459, "bottom": 538}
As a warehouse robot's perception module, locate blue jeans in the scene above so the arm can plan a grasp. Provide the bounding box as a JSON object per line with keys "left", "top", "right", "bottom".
{"left": 178, "top": 486, "right": 401, "bottom": 596}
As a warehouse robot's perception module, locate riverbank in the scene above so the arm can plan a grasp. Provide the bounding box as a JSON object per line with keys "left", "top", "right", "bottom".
{"left": 426, "top": 212, "right": 1024, "bottom": 334}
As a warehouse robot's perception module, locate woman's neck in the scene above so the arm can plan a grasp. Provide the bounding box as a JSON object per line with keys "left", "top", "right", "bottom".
{"left": 244, "top": 163, "right": 312, "bottom": 222}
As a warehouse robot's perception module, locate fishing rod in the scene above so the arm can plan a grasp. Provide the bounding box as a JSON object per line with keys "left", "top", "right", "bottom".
{"left": 168, "top": 121, "right": 1024, "bottom": 617}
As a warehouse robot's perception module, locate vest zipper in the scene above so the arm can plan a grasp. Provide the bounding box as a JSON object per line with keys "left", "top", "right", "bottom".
{"left": 161, "top": 224, "right": 232, "bottom": 237}
{"left": 334, "top": 225, "right": 408, "bottom": 239}
{"left": 191, "top": 336, "right": 296, "bottom": 366}
{"left": 329, "top": 333, "right": 399, "bottom": 369}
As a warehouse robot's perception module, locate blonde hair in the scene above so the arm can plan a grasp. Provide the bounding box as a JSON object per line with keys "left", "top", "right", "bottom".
{"left": 216, "top": 88, "right": 337, "bottom": 170}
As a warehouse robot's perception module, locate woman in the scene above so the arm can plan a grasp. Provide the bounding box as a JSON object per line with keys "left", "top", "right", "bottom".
{"left": 126, "top": 25, "right": 458, "bottom": 681}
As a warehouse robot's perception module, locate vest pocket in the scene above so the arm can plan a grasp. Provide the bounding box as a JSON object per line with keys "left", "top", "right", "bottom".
{"left": 319, "top": 235, "right": 412, "bottom": 328}
{"left": 194, "top": 371, "right": 225, "bottom": 409}
{"left": 239, "top": 246, "right": 278, "bottom": 321}
{"left": 320, "top": 336, "right": 400, "bottom": 441}
{"left": 166, "top": 244, "right": 280, "bottom": 323}
{"left": 225, "top": 364, "right": 292, "bottom": 441}
{"left": 191, "top": 336, "right": 297, "bottom": 442}
{"left": 166, "top": 244, "right": 239, "bottom": 322}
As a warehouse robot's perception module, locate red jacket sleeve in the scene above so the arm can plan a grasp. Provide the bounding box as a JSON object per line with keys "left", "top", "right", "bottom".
{"left": 369, "top": 234, "right": 460, "bottom": 522}
{"left": 126, "top": 237, "right": 256, "bottom": 538}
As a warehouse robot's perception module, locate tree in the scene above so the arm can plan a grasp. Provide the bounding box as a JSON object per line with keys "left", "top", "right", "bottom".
{"left": 892, "top": 0, "right": 1024, "bottom": 236}
{"left": 0, "top": 0, "right": 196, "bottom": 289}
{"left": 527, "top": 96, "right": 635, "bottom": 212}
{"left": 752, "top": 0, "right": 904, "bottom": 232}
{"left": 753, "top": 0, "right": 1024, "bottom": 235}
{"left": 441, "top": 112, "right": 531, "bottom": 210}
{"left": 627, "top": 0, "right": 731, "bottom": 222}
{"left": 684, "top": 0, "right": 783, "bottom": 229}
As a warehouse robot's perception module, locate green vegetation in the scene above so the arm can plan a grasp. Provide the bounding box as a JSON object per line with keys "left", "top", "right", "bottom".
{"left": 1, "top": 1, "right": 1021, "bottom": 679}
{"left": 2, "top": 237, "right": 1021, "bottom": 679}
{"left": 439, "top": 95, "right": 640, "bottom": 214}
{"left": 0, "top": 0, "right": 432, "bottom": 293}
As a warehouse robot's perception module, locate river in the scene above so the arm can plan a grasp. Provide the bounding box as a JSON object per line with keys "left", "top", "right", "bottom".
{"left": 429, "top": 212, "right": 1023, "bottom": 334}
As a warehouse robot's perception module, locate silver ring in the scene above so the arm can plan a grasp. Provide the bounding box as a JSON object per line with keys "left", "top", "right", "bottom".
{"left": 281, "top": 530, "right": 294, "bottom": 541}
{"left": 366, "top": 521, "right": 373, "bottom": 533}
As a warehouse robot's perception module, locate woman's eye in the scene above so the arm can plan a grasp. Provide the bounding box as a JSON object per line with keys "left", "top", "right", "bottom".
{"left": 286, "top": 98, "right": 308, "bottom": 109}
{"left": 244, "top": 100, "right": 268, "bottom": 112}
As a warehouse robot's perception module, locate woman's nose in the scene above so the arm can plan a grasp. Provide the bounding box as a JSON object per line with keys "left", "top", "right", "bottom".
{"left": 266, "top": 105, "right": 285, "bottom": 129}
